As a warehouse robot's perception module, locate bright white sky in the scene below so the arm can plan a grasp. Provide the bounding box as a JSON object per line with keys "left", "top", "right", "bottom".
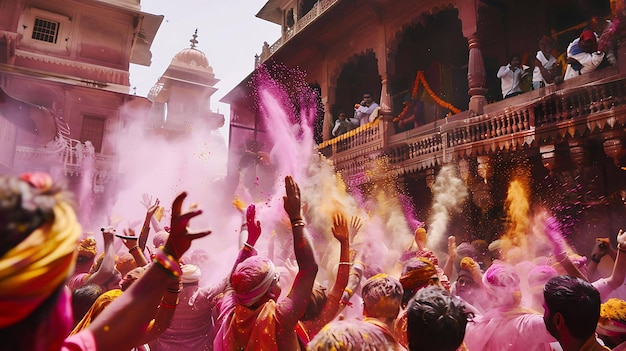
{"left": 129, "top": 0, "right": 281, "bottom": 141}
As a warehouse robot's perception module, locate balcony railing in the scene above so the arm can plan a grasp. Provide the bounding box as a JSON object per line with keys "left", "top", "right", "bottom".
{"left": 259, "top": 0, "right": 340, "bottom": 63}
{"left": 321, "top": 70, "right": 626, "bottom": 183}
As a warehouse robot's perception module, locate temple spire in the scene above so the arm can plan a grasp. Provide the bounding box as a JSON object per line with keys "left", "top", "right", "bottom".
{"left": 190, "top": 29, "right": 198, "bottom": 49}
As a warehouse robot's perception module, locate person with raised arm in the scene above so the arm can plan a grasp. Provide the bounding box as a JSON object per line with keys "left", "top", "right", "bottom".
{"left": 0, "top": 172, "right": 211, "bottom": 351}
{"left": 214, "top": 175, "right": 318, "bottom": 351}
{"left": 299, "top": 213, "right": 352, "bottom": 340}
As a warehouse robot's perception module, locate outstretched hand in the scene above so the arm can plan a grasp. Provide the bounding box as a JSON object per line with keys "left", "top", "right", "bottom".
{"left": 349, "top": 216, "right": 362, "bottom": 241}
{"left": 332, "top": 213, "right": 349, "bottom": 244}
{"left": 140, "top": 193, "right": 153, "bottom": 210}
{"left": 617, "top": 229, "right": 626, "bottom": 247}
{"left": 163, "top": 192, "right": 212, "bottom": 260}
{"left": 122, "top": 228, "right": 138, "bottom": 249}
{"left": 146, "top": 198, "right": 160, "bottom": 217}
{"left": 246, "top": 204, "right": 262, "bottom": 246}
{"left": 283, "top": 176, "right": 302, "bottom": 221}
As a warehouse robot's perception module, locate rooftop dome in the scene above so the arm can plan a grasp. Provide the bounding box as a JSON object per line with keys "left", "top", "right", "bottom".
{"left": 169, "top": 30, "right": 214, "bottom": 74}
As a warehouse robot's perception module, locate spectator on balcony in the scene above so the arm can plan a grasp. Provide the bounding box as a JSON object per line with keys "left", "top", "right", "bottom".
{"left": 564, "top": 30, "right": 605, "bottom": 81}
{"left": 332, "top": 112, "right": 358, "bottom": 137}
{"left": 354, "top": 93, "right": 380, "bottom": 126}
{"left": 532, "top": 36, "right": 559, "bottom": 90}
{"left": 497, "top": 54, "right": 530, "bottom": 99}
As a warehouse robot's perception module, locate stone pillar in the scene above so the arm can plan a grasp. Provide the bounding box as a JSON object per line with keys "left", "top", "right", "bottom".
{"left": 322, "top": 84, "right": 336, "bottom": 141}
{"left": 467, "top": 34, "right": 488, "bottom": 116}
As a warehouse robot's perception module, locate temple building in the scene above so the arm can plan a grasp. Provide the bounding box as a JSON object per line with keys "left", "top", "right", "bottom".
{"left": 222, "top": 0, "right": 626, "bottom": 253}
{"left": 147, "top": 29, "right": 224, "bottom": 136}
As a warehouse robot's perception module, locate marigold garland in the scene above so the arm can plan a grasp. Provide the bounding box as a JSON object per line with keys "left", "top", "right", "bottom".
{"left": 601, "top": 298, "right": 626, "bottom": 322}
{"left": 393, "top": 70, "right": 461, "bottom": 123}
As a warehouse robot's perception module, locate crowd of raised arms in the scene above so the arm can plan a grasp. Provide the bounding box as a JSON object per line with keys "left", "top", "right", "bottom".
{"left": 0, "top": 171, "right": 625, "bottom": 351}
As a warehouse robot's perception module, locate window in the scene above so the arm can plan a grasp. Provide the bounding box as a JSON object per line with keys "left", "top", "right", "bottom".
{"left": 80, "top": 115, "right": 105, "bottom": 153}
{"left": 32, "top": 17, "right": 60, "bottom": 44}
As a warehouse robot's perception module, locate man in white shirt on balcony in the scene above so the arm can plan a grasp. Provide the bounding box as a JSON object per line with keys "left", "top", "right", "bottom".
{"left": 332, "top": 112, "right": 359, "bottom": 137}
{"left": 354, "top": 93, "right": 380, "bottom": 126}
{"left": 497, "top": 53, "right": 530, "bottom": 99}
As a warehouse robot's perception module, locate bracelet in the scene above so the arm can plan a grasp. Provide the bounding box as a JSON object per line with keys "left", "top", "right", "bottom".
{"left": 154, "top": 248, "right": 182, "bottom": 278}
{"left": 339, "top": 262, "right": 354, "bottom": 266}
{"left": 591, "top": 256, "right": 601, "bottom": 264}
{"left": 344, "top": 287, "right": 353, "bottom": 297}
{"left": 243, "top": 242, "right": 255, "bottom": 250}
{"left": 129, "top": 246, "right": 140, "bottom": 253}
{"left": 290, "top": 218, "right": 303, "bottom": 224}
{"left": 166, "top": 285, "right": 182, "bottom": 293}
{"left": 160, "top": 299, "right": 178, "bottom": 309}
{"left": 292, "top": 220, "right": 306, "bottom": 228}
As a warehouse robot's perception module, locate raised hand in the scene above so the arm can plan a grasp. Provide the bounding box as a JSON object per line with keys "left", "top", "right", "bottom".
{"left": 545, "top": 216, "right": 567, "bottom": 255}
{"left": 283, "top": 175, "right": 302, "bottom": 221}
{"left": 617, "top": 229, "right": 626, "bottom": 248}
{"left": 140, "top": 193, "right": 153, "bottom": 209}
{"left": 147, "top": 198, "right": 160, "bottom": 217}
{"left": 332, "top": 213, "right": 349, "bottom": 244}
{"left": 163, "top": 192, "right": 212, "bottom": 260}
{"left": 349, "top": 216, "right": 362, "bottom": 240}
{"left": 122, "top": 228, "right": 138, "bottom": 249}
{"left": 246, "top": 204, "right": 262, "bottom": 246}
{"left": 448, "top": 236, "right": 457, "bottom": 260}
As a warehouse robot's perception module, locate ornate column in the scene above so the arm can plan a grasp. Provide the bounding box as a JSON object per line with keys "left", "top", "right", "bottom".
{"left": 322, "top": 84, "right": 336, "bottom": 141}
{"left": 467, "top": 34, "right": 488, "bottom": 116}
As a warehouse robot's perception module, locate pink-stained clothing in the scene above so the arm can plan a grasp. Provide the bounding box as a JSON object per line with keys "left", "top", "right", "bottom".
{"left": 153, "top": 281, "right": 226, "bottom": 351}
{"left": 578, "top": 335, "right": 611, "bottom": 351}
{"left": 464, "top": 308, "right": 556, "bottom": 351}
{"left": 62, "top": 331, "right": 97, "bottom": 351}
{"left": 67, "top": 273, "right": 89, "bottom": 291}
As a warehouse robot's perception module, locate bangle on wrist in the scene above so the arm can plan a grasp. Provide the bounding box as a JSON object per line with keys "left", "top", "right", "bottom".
{"left": 339, "top": 262, "right": 353, "bottom": 266}
{"left": 154, "top": 247, "right": 182, "bottom": 278}
{"left": 290, "top": 218, "right": 303, "bottom": 224}
{"left": 292, "top": 220, "right": 306, "bottom": 228}
{"left": 160, "top": 299, "right": 178, "bottom": 309}
{"left": 129, "top": 246, "right": 139, "bottom": 253}
{"left": 344, "top": 287, "right": 353, "bottom": 297}
{"left": 243, "top": 242, "right": 255, "bottom": 250}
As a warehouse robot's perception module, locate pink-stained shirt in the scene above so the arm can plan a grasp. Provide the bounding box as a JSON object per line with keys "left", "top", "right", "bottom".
{"left": 153, "top": 281, "right": 225, "bottom": 351}
{"left": 464, "top": 308, "right": 556, "bottom": 351}
{"left": 62, "top": 331, "right": 97, "bottom": 351}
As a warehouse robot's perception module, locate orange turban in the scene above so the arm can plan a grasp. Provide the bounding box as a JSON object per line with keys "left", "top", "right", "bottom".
{"left": 78, "top": 236, "right": 97, "bottom": 259}
{"left": 0, "top": 201, "right": 82, "bottom": 327}
{"left": 400, "top": 258, "right": 437, "bottom": 291}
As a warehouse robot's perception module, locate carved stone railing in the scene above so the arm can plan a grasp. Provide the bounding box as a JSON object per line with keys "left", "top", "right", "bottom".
{"left": 264, "top": 0, "right": 340, "bottom": 59}
{"left": 321, "top": 72, "right": 626, "bottom": 184}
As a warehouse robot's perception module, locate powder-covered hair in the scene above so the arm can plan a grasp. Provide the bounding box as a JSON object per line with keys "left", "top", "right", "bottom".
{"left": 307, "top": 319, "right": 395, "bottom": 351}
{"left": 362, "top": 274, "right": 403, "bottom": 319}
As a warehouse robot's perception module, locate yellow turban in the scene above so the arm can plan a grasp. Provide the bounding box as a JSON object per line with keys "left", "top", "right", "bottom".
{"left": 0, "top": 201, "right": 82, "bottom": 327}
{"left": 400, "top": 258, "right": 437, "bottom": 290}
{"left": 597, "top": 298, "right": 626, "bottom": 337}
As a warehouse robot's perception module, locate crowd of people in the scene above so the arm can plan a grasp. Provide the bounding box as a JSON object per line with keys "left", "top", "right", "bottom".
{"left": 1, "top": 170, "right": 626, "bottom": 351}
{"left": 498, "top": 17, "right": 615, "bottom": 100}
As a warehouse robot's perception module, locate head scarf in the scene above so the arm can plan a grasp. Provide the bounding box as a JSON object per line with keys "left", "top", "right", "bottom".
{"left": 0, "top": 200, "right": 81, "bottom": 327}
{"left": 71, "top": 289, "right": 123, "bottom": 335}
{"left": 231, "top": 256, "right": 276, "bottom": 307}
{"left": 400, "top": 257, "right": 437, "bottom": 291}
{"left": 597, "top": 298, "right": 626, "bottom": 337}
{"left": 482, "top": 263, "right": 521, "bottom": 308}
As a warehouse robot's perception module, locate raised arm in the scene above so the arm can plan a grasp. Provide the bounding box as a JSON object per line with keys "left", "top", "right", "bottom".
{"left": 84, "top": 227, "right": 117, "bottom": 287}
{"left": 139, "top": 197, "right": 160, "bottom": 251}
{"left": 545, "top": 216, "right": 587, "bottom": 280}
{"left": 122, "top": 228, "right": 148, "bottom": 268}
{"left": 277, "top": 176, "right": 319, "bottom": 329}
{"left": 305, "top": 213, "right": 352, "bottom": 335}
{"left": 87, "top": 192, "right": 211, "bottom": 351}
{"left": 603, "top": 230, "right": 626, "bottom": 290}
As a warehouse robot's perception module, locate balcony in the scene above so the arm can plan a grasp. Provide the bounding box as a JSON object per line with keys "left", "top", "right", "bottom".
{"left": 256, "top": 0, "right": 340, "bottom": 66}
{"left": 320, "top": 68, "right": 626, "bottom": 183}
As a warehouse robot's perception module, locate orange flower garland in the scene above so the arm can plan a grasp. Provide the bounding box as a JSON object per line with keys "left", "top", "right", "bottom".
{"left": 393, "top": 70, "right": 461, "bottom": 122}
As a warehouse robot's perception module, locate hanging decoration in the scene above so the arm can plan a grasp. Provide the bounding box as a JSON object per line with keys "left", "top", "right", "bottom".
{"left": 393, "top": 71, "right": 461, "bottom": 122}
